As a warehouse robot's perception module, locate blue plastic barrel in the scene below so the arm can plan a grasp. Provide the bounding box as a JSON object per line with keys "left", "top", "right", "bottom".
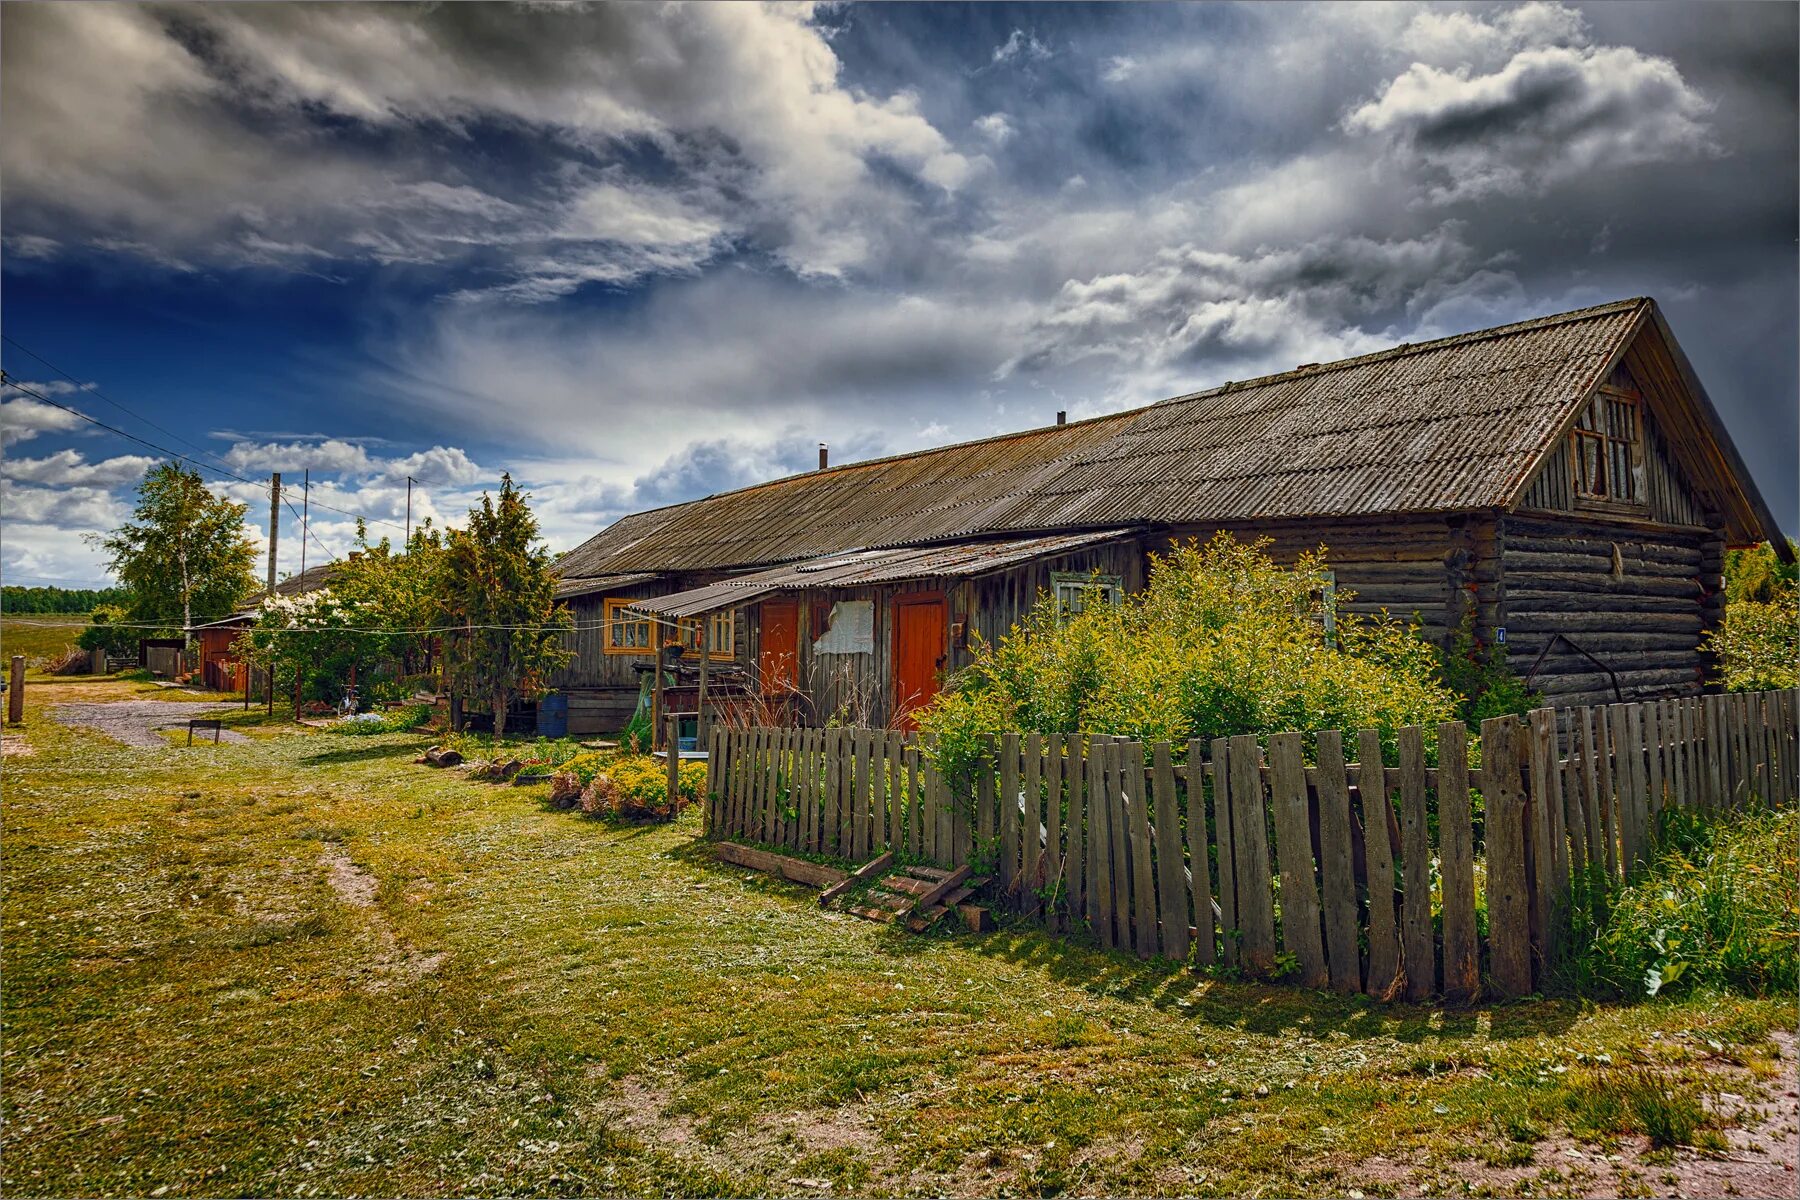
{"left": 536, "top": 691, "right": 569, "bottom": 738}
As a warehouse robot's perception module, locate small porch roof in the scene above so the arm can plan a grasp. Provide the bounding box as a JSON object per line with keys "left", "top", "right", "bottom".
{"left": 553, "top": 571, "right": 663, "bottom": 599}
{"left": 624, "top": 529, "right": 1135, "bottom": 619}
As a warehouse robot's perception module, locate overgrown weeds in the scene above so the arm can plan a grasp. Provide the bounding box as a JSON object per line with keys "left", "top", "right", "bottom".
{"left": 1571, "top": 805, "right": 1798, "bottom": 999}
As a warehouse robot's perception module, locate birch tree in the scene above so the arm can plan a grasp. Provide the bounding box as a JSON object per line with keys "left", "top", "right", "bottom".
{"left": 92, "top": 463, "right": 258, "bottom": 637}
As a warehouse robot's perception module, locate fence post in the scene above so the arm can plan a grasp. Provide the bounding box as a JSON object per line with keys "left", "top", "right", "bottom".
{"left": 1437, "top": 722, "right": 1478, "bottom": 1003}
{"left": 1482, "top": 715, "right": 1533, "bottom": 998}
{"left": 1355, "top": 729, "right": 1402, "bottom": 1000}
{"left": 1269, "top": 732, "right": 1326, "bottom": 989}
{"left": 1210, "top": 737, "right": 1237, "bottom": 967}
{"left": 1527, "top": 708, "right": 1566, "bottom": 971}
{"left": 6, "top": 656, "right": 23, "bottom": 725}
{"left": 1151, "top": 741, "right": 1189, "bottom": 964}
{"left": 1313, "top": 730, "right": 1360, "bottom": 994}
{"left": 1226, "top": 734, "right": 1275, "bottom": 976}
{"left": 667, "top": 716, "right": 681, "bottom": 815}
{"left": 1185, "top": 739, "right": 1217, "bottom": 968}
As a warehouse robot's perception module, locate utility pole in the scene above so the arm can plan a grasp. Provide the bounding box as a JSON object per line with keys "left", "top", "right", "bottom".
{"left": 299, "top": 469, "right": 309, "bottom": 581}
{"left": 406, "top": 476, "right": 414, "bottom": 544}
{"left": 265, "top": 473, "right": 279, "bottom": 715}
{"left": 266, "top": 473, "right": 280, "bottom": 597}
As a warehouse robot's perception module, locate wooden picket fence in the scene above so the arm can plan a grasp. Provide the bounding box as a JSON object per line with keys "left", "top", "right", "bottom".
{"left": 706, "top": 687, "right": 1798, "bottom": 1002}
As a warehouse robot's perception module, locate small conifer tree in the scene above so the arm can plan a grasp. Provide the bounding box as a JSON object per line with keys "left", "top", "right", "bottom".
{"left": 441, "top": 475, "right": 573, "bottom": 737}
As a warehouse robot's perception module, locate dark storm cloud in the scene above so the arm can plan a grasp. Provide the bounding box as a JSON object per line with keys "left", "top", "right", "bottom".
{"left": 3, "top": 0, "right": 1794, "bottom": 584}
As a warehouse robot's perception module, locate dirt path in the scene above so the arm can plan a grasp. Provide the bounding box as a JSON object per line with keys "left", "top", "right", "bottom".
{"left": 49, "top": 700, "right": 251, "bottom": 749}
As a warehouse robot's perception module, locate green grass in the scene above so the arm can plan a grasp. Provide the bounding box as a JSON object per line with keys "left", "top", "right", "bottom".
{"left": 1571, "top": 806, "right": 1799, "bottom": 999}
{"left": 1, "top": 613, "right": 90, "bottom": 666}
{"left": 2, "top": 677, "right": 1792, "bottom": 1197}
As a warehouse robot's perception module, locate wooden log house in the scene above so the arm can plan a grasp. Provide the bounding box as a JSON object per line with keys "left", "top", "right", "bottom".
{"left": 549, "top": 298, "right": 1788, "bottom": 734}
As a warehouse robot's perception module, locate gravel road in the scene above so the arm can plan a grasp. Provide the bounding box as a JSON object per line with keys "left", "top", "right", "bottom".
{"left": 50, "top": 701, "right": 252, "bottom": 749}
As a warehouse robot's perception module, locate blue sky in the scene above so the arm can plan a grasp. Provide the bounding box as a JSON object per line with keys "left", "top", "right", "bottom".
{"left": 3, "top": 1, "right": 1794, "bottom": 588}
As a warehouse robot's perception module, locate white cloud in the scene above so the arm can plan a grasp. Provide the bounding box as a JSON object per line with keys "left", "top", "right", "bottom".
{"left": 973, "top": 113, "right": 1016, "bottom": 146}
{"left": 0, "top": 380, "right": 91, "bottom": 446}
{"left": 1347, "top": 26, "right": 1716, "bottom": 202}
{"left": 992, "top": 29, "right": 1051, "bottom": 66}
{"left": 2, "top": 449, "right": 158, "bottom": 486}
{"left": 221, "top": 438, "right": 375, "bottom": 475}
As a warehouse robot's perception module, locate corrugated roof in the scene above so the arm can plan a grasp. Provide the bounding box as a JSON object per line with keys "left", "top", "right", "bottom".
{"left": 553, "top": 571, "right": 662, "bottom": 599}
{"left": 626, "top": 530, "right": 1134, "bottom": 618}
{"left": 560, "top": 298, "right": 1651, "bottom": 575}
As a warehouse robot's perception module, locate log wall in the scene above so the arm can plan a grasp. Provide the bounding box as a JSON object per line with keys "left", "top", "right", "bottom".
{"left": 1497, "top": 514, "right": 1711, "bottom": 706}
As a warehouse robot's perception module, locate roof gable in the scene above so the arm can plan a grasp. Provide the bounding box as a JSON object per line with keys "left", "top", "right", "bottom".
{"left": 559, "top": 297, "right": 1774, "bottom": 575}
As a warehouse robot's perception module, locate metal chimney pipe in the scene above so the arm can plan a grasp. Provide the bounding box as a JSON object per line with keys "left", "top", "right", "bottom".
{"left": 1056, "top": 411, "right": 1067, "bottom": 425}
{"left": 819, "top": 443, "right": 829, "bottom": 470}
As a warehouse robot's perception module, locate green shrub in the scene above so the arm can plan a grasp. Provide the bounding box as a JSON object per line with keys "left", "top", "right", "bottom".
{"left": 1576, "top": 806, "right": 1798, "bottom": 999}
{"left": 555, "top": 751, "right": 616, "bottom": 786}
{"left": 1438, "top": 609, "right": 1539, "bottom": 728}
{"left": 578, "top": 755, "right": 706, "bottom": 820}
{"left": 919, "top": 534, "right": 1457, "bottom": 775}
{"left": 335, "top": 704, "right": 433, "bottom": 735}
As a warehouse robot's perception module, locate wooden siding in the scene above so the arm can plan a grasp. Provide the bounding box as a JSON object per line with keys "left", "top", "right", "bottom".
{"left": 1163, "top": 516, "right": 1479, "bottom": 648}
{"left": 1498, "top": 515, "right": 1708, "bottom": 706}
{"left": 552, "top": 579, "right": 749, "bottom": 734}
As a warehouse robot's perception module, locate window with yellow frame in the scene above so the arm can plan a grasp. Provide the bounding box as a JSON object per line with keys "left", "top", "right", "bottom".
{"left": 674, "top": 610, "right": 736, "bottom": 660}
{"left": 602, "top": 598, "right": 734, "bottom": 659}
{"left": 602, "top": 597, "right": 652, "bottom": 655}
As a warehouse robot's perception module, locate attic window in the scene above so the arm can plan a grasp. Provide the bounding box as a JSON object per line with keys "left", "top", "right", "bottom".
{"left": 1569, "top": 380, "right": 1642, "bottom": 504}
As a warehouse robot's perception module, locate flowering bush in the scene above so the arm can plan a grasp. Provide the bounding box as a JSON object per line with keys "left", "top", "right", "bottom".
{"left": 574, "top": 755, "right": 706, "bottom": 820}
{"left": 920, "top": 534, "right": 1457, "bottom": 778}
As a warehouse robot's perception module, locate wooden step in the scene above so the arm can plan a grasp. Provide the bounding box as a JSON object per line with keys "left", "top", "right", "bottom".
{"left": 884, "top": 876, "right": 938, "bottom": 897}
{"left": 905, "top": 905, "right": 949, "bottom": 933}
{"left": 902, "top": 865, "right": 955, "bottom": 881}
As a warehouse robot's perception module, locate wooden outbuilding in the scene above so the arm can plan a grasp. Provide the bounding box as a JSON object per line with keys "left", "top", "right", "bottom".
{"left": 550, "top": 297, "right": 1787, "bottom": 733}
{"left": 192, "top": 563, "right": 336, "bottom": 691}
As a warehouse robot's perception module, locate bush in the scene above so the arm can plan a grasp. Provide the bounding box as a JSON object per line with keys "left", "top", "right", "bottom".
{"left": 1705, "top": 593, "right": 1798, "bottom": 692}
{"left": 554, "top": 751, "right": 615, "bottom": 787}
{"left": 1438, "top": 609, "right": 1539, "bottom": 727}
{"left": 1576, "top": 806, "right": 1798, "bottom": 999}
{"left": 77, "top": 604, "right": 138, "bottom": 658}
{"left": 920, "top": 534, "right": 1457, "bottom": 776}
{"left": 575, "top": 755, "right": 706, "bottom": 820}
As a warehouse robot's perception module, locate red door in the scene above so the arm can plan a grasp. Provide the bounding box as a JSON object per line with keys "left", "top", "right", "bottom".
{"left": 892, "top": 593, "right": 947, "bottom": 731}
{"left": 759, "top": 602, "right": 799, "bottom": 694}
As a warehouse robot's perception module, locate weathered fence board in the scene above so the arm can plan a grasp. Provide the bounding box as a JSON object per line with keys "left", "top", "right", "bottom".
{"left": 1436, "top": 721, "right": 1478, "bottom": 1003}
{"left": 1313, "top": 730, "right": 1361, "bottom": 994}
{"left": 1398, "top": 726, "right": 1433, "bottom": 1002}
{"left": 1269, "top": 732, "right": 1326, "bottom": 989}
{"left": 1356, "top": 729, "right": 1402, "bottom": 1000}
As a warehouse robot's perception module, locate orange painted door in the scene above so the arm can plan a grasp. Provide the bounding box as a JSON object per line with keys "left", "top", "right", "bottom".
{"left": 759, "top": 602, "right": 799, "bottom": 694}
{"left": 893, "top": 594, "right": 947, "bottom": 731}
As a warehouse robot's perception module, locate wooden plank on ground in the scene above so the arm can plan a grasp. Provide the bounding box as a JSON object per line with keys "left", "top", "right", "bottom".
{"left": 1211, "top": 736, "right": 1238, "bottom": 967}
{"left": 1313, "top": 730, "right": 1359, "bottom": 994}
{"left": 1151, "top": 741, "right": 1189, "bottom": 964}
{"left": 819, "top": 851, "right": 895, "bottom": 906}
{"left": 1436, "top": 721, "right": 1478, "bottom": 1003}
{"left": 1227, "top": 734, "right": 1276, "bottom": 977}
{"left": 1356, "top": 729, "right": 1402, "bottom": 1000}
{"left": 715, "top": 841, "right": 847, "bottom": 889}
{"left": 1269, "top": 731, "right": 1326, "bottom": 989}
{"left": 1185, "top": 738, "right": 1216, "bottom": 967}
{"left": 1482, "top": 715, "right": 1532, "bottom": 999}
{"left": 912, "top": 863, "right": 973, "bottom": 912}
{"left": 1397, "top": 725, "right": 1434, "bottom": 1001}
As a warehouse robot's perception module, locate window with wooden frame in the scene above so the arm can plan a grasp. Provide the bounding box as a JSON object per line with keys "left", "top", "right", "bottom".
{"left": 602, "top": 597, "right": 653, "bottom": 655}
{"left": 1568, "top": 373, "right": 1643, "bottom": 505}
{"left": 674, "top": 611, "right": 736, "bottom": 660}
{"left": 1051, "top": 571, "right": 1123, "bottom": 621}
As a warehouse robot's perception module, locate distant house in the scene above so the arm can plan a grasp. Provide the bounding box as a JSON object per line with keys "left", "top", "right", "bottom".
{"left": 550, "top": 297, "right": 1787, "bottom": 734}
{"left": 191, "top": 562, "right": 336, "bottom": 691}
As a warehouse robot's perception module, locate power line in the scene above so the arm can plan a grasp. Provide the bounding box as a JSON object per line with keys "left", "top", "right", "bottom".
{"left": 0, "top": 355, "right": 410, "bottom": 536}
